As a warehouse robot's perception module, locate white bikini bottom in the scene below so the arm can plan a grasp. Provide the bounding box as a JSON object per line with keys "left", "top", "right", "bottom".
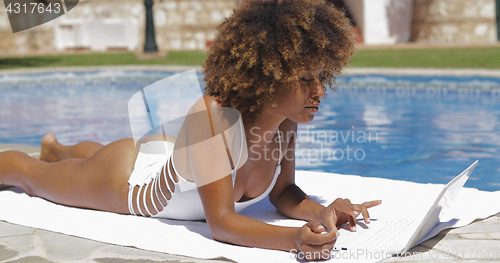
{"left": 127, "top": 141, "right": 205, "bottom": 220}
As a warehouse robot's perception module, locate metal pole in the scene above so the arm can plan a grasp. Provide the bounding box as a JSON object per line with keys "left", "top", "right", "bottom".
{"left": 496, "top": 0, "right": 500, "bottom": 41}
{"left": 143, "top": 0, "right": 158, "bottom": 52}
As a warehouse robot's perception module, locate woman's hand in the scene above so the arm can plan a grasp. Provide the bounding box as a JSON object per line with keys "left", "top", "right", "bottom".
{"left": 293, "top": 220, "right": 339, "bottom": 261}
{"left": 319, "top": 198, "right": 382, "bottom": 232}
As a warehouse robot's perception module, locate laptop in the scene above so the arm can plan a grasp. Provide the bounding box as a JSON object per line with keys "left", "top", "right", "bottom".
{"left": 336, "top": 160, "right": 478, "bottom": 255}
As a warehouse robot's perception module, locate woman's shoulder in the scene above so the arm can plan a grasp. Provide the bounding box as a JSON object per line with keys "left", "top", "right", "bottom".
{"left": 186, "top": 94, "right": 219, "bottom": 114}
{"left": 201, "top": 94, "right": 219, "bottom": 108}
{"left": 183, "top": 95, "right": 242, "bottom": 139}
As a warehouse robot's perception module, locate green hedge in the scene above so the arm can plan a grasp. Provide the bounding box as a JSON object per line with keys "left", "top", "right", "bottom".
{"left": 1, "top": 47, "right": 500, "bottom": 70}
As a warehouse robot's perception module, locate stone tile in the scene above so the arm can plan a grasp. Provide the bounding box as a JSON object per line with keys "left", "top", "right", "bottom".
{"left": 4, "top": 256, "right": 54, "bottom": 263}
{"left": 419, "top": 239, "right": 500, "bottom": 260}
{"left": 96, "top": 245, "right": 232, "bottom": 262}
{"left": 36, "top": 229, "right": 109, "bottom": 262}
{"left": 458, "top": 232, "right": 500, "bottom": 240}
{"left": 383, "top": 246, "right": 450, "bottom": 262}
{"left": 0, "top": 221, "right": 35, "bottom": 237}
{"left": 206, "top": 257, "right": 235, "bottom": 262}
{"left": 100, "top": 245, "right": 177, "bottom": 259}
{"left": 0, "top": 244, "right": 20, "bottom": 262}
{"left": 384, "top": 260, "right": 481, "bottom": 263}
{"left": 30, "top": 231, "right": 47, "bottom": 257}
{"left": 444, "top": 217, "right": 500, "bottom": 234}
{"left": 0, "top": 234, "right": 35, "bottom": 251}
{"left": 95, "top": 258, "right": 183, "bottom": 263}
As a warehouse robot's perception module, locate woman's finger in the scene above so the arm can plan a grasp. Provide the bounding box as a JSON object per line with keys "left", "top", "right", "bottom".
{"left": 302, "top": 223, "right": 339, "bottom": 245}
{"left": 333, "top": 198, "right": 359, "bottom": 218}
{"left": 353, "top": 200, "right": 381, "bottom": 224}
{"left": 362, "top": 200, "right": 382, "bottom": 208}
{"left": 321, "top": 206, "right": 338, "bottom": 233}
{"left": 347, "top": 214, "right": 357, "bottom": 232}
{"left": 307, "top": 220, "right": 326, "bottom": 234}
{"left": 354, "top": 204, "right": 371, "bottom": 224}
{"left": 344, "top": 198, "right": 359, "bottom": 217}
{"left": 341, "top": 199, "right": 359, "bottom": 231}
{"left": 303, "top": 231, "right": 339, "bottom": 246}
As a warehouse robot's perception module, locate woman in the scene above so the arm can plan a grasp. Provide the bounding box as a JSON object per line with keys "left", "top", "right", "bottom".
{"left": 0, "top": 0, "right": 380, "bottom": 260}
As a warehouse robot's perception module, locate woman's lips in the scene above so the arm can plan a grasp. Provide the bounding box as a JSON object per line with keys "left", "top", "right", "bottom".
{"left": 305, "top": 106, "right": 319, "bottom": 113}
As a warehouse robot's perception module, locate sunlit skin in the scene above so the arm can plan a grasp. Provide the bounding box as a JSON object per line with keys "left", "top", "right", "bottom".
{"left": 273, "top": 66, "right": 326, "bottom": 123}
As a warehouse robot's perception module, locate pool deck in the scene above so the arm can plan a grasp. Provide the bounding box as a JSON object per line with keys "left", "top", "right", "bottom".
{"left": 1, "top": 65, "right": 500, "bottom": 78}
{"left": 1, "top": 142, "right": 499, "bottom": 263}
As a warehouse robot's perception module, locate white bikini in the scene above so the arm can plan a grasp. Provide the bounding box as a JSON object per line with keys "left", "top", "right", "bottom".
{"left": 127, "top": 124, "right": 283, "bottom": 221}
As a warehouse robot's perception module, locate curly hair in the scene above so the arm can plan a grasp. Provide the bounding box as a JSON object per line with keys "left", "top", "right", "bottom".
{"left": 203, "top": 0, "right": 355, "bottom": 124}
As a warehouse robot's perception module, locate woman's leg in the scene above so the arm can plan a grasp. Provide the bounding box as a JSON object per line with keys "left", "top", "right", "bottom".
{"left": 40, "top": 133, "right": 104, "bottom": 162}
{"left": 0, "top": 138, "right": 139, "bottom": 214}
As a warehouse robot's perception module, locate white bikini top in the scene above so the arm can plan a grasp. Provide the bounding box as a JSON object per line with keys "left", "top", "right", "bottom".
{"left": 169, "top": 122, "right": 283, "bottom": 208}
{"left": 128, "top": 119, "right": 283, "bottom": 220}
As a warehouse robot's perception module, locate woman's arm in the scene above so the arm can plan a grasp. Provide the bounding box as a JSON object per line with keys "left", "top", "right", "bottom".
{"left": 269, "top": 119, "right": 327, "bottom": 222}
{"left": 269, "top": 120, "right": 381, "bottom": 232}
{"left": 271, "top": 179, "right": 380, "bottom": 232}
{"left": 198, "top": 174, "right": 339, "bottom": 253}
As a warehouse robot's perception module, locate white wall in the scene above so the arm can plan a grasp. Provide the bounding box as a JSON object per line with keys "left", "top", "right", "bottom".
{"left": 343, "top": 0, "right": 364, "bottom": 37}
{"left": 344, "top": 0, "right": 413, "bottom": 45}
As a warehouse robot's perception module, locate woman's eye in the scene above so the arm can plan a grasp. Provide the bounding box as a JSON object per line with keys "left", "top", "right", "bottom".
{"left": 300, "top": 78, "right": 313, "bottom": 82}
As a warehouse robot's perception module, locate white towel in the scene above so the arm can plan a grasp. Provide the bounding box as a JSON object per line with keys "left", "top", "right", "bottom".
{"left": 1, "top": 171, "right": 499, "bottom": 263}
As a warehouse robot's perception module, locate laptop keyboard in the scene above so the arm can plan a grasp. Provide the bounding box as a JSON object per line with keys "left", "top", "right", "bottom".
{"left": 350, "top": 218, "right": 419, "bottom": 251}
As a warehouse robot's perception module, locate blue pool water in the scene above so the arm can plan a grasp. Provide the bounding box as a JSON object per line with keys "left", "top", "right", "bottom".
{"left": 1, "top": 70, "right": 499, "bottom": 191}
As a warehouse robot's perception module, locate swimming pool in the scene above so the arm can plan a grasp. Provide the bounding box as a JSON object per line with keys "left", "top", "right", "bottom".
{"left": 1, "top": 70, "right": 499, "bottom": 191}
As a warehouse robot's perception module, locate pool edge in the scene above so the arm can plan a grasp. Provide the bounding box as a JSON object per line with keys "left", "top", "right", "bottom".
{"left": 1, "top": 65, "right": 500, "bottom": 77}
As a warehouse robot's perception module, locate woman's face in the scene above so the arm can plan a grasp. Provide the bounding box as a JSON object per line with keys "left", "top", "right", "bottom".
{"left": 273, "top": 65, "right": 326, "bottom": 123}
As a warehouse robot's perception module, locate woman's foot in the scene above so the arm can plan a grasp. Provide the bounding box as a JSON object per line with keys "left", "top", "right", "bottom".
{"left": 40, "top": 134, "right": 65, "bottom": 162}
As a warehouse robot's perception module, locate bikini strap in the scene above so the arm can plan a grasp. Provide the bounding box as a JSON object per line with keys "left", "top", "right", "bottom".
{"left": 163, "top": 158, "right": 174, "bottom": 193}
{"left": 157, "top": 162, "right": 169, "bottom": 203}
{"left": 150, "top": 176, "right": 160, "bottom": 215}
{"left": 128, "top": 186, "right": 136, "bottom": 216}
{"left": 276, "top": 128, "right": 282, "bottom": 166}
{"left": 135, "top": 184, "right": 145, "bottom": 216}
{"left": 231, "top": 118, "right": 245, "bottom": 177}
{"left": 142, "top": 182, "right": 153, "bottom": 216}
{"left": 236, "top": 118, "right": 245, "bottom": 168}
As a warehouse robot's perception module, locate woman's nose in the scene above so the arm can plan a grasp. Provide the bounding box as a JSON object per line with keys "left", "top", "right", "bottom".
{"left": 312, "top": 79, "right": 325, "bottom": 98}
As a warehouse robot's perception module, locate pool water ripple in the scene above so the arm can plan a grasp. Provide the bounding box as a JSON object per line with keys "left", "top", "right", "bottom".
{"left": 1, "top": 71, "right": 499, "bottom": 191}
